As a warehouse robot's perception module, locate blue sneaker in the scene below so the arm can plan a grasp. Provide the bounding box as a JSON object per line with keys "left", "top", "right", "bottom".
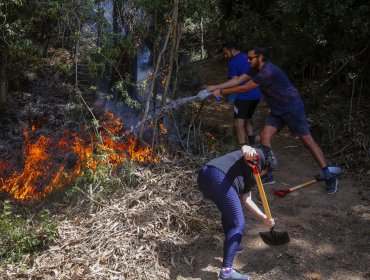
{"left": 261, "top": 172, "right": 275, "bottom": 185}
{"left": 236, "top": 244, "right": 244, "bottom": 254}
{"left": 325, "top": 176, "right": 338, "bottom": 195}
{"left": 218, "top": 268, "right": 249, "bottom": 280}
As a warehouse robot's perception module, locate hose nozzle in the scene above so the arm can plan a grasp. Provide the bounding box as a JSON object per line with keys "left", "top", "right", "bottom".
{"left": 196, "top": 89, "right": 221, "bottom": 101}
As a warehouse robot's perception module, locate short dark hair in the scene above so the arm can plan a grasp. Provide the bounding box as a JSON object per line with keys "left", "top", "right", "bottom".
{"left": 249, "top": 44, "right": 268, "bottom": 57}
{"left": 223, "top": 41, "right": 239, "bottom": 50}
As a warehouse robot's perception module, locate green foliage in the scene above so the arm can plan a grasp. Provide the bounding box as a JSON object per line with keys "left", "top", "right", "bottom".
{"left": 115, "top": 76, "right": 141, "bottom": 109}
{"left": 87, "top": 46, "right": 109, "bottom": 80}
{"left": 0, "top": 1, "right": 39, "bottom": 61}
{"left": 221, "top": 0, "right": 370, "bottom": 80}
{"left": 180, "top": 0, "right": 222, "bottom": 59}
{"left": 0, "top": 201, "right": 57, "bottom": 268}
{"left": 0, "top": 0, "right": 94, "bottom": 95}
{"left": 67, "top": 155, "right": 140, "bottom": 203}
{"left": 82, "top": 156, "right": 114, "bottom": 184}
{"left": 135, "top": 0, "right": 171, "bottom": 12}
{"left": 56, "top": 60, "right": 73, "bottom": 75}
{"left": 115, "top": 160, "right": 141, "bottom": 188}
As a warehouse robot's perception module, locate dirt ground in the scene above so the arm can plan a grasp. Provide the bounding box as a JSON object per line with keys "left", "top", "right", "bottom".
{"left": 173, "top": 56, "right": 370, "bottom": 280}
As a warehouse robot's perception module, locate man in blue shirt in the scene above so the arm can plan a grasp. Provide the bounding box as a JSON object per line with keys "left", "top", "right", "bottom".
{"left": 218, "top": 42, "right": 262, "bottom": 146}
{"left": 209, "top": 45, "right": 338, "bottom": 195}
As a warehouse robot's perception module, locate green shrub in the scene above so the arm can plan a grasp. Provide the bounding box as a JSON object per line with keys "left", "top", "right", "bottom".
{"left": 0, "top": 201, "right": 58, "bottom": 268}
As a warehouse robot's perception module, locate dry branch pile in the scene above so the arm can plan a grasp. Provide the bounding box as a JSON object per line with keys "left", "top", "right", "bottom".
{"left": 2, "top": 162, "right": 219, "bottom": 280}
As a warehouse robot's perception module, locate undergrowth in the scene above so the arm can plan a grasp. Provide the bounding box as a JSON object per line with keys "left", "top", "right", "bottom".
{"left": 0, "top": 147, "right": 143, "bottom": 270}
{"left": 0, "top": 201, "right": 57, "bottom": 269}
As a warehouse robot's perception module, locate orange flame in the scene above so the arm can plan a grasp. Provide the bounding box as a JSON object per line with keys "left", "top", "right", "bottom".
{"left": 162, "top": 75, "right": 168, "bottom": 87}
{"left": 29, "top": 117, "right": 46, "bottom": 132}
{"left": 161, "top": 64, "right": 171, "bottom": 87}
{"left": 0, "top": 113, "right": 158, "bottom": 201}
{"left": 159, "top": 122, "right": 167, "bottom": 134}
{"left": 146, "top": 71, "right": 154, "bottom": 82}
{"left": 204, "top": 132, "right": 216, "bottom": 150}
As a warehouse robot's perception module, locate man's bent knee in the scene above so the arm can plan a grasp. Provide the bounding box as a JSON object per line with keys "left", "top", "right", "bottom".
{"left": 260, "top": 130, "right": 273, "bottom": 143}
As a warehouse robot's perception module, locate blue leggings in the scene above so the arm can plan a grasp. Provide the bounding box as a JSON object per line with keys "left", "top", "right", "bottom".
{"left": 197, "top": 165, "right": 245, "bottom": 268}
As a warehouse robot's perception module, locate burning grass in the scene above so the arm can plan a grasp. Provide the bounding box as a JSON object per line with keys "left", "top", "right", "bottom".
{"left": 0, "top": 113, "right": 158, "bottom": 201}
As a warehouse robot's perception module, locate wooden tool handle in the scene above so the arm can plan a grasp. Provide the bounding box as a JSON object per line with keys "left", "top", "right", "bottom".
{"left": 253, "top": 170, "right": 272, "bottom": 220}
{"left": 289, "top": 179, "right": 317, "bottom": 192}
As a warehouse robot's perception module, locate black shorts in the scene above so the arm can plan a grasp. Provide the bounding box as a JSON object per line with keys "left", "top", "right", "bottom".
{"left": 233, "top": 99, "right": 260, "bottom": 120}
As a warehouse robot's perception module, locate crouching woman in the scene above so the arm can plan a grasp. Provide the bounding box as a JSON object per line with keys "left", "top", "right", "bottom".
{"left": 197, "top": 145, "right": 275, "bottom": 280}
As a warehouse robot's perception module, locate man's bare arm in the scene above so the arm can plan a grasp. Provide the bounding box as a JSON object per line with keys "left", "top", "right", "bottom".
{"left": 218, "top": 80, "right": 260, "bottom": 96}
{"left": 208, "top": 73, "right": 249, "bottom": 91}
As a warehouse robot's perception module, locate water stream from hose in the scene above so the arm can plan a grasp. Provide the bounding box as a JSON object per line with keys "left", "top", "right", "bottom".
{"left": 125, "top": 90, "right": 214, "bottom": 136}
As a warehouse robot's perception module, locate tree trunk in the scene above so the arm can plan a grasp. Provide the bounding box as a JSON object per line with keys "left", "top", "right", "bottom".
{"left": 171, "top": 22, "right": 184, "bottom": 97}
{"left": 107, "top": 0, "right": 121, "bottom": 93}
{"left": 0, "top": 54, "right": 7, "bottom": 108}
{"left": 138, "top": 19, "right": 172, "bottom": 141}
{"left": 161, "top": 0, "right": 179, "bottom": 106}
{"left": 200, "top": 17, "right": 205, "bottom": 59}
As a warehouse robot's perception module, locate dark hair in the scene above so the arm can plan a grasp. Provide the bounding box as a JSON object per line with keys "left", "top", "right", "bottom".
{"left": 223, "top": 41, "right": 239, "bottom": 51}
{"left": 249, "top": 44, "right": 268, "bottom": 58}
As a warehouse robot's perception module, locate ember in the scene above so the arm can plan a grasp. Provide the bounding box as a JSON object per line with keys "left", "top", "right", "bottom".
{"left": 146, "top": 70, "right": 154, "bottom": 82}
{"left": 161, "top": 64, "right": 170, "bottom": 87}
{"left": 0, "top": 160, "right": 10, "bottom": 171}
{"left": 159, "top": 121, "right": 168, "bottom": 134}
{"left": 204, "top": 132, "right": 216, "bottom": 150}
{"left": 0, "top": 113, "right": 158, "bottom": 201}
{"left": 29, "top": 117, "right": 46, "bottom": 132}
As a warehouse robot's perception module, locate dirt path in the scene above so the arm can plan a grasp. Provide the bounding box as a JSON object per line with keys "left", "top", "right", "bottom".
{"left": 175, "top": 56, "right": 370, "bottom": 280}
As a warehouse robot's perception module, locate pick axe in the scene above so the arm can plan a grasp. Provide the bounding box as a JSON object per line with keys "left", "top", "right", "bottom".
{"left": 274, "top": 166, "right": 341, "bottom": 198}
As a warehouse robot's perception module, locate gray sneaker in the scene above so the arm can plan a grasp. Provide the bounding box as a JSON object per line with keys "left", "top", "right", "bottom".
{"left": 218, "top": 268, "right": 249, "bottom": 280}
{"left": 325, "top": 176, "right": 338, "bottom": 195}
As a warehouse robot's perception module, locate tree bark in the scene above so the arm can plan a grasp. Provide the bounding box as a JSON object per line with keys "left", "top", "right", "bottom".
{"left": 200, "top": 17, "right": 204, "bottom": 59}
{"left": 0, "top": 54, "right": 7, "bottom": 107}
{"left": 171, "top": 22, "right": 183, "bottom": 97}
{"left": 138, "top": 16, "right": 173, "bottom": 141}
{"left": 161, "top": 0, "right": 179, "bottom": 106}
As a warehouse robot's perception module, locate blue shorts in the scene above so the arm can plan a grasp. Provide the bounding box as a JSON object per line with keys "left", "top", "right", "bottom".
{"left": 265, "top": 107, "right": 311, "bottom": 136}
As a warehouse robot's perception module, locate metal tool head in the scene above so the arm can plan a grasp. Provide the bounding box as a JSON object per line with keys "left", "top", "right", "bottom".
{"left": 259, "top": 228, "right": 290, "bottom": 246}
{"left": 274, "top": 189, "right": 290, "bottom": 197}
